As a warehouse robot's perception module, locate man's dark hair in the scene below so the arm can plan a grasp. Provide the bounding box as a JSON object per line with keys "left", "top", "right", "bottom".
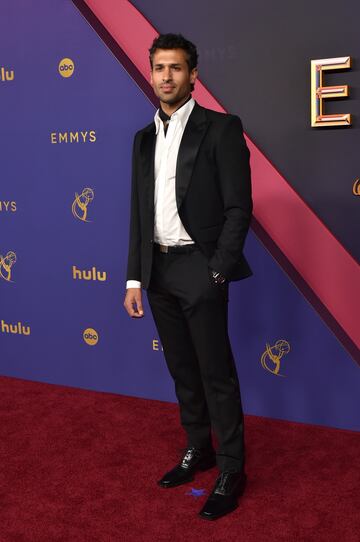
{"left": 149, "top": 33, "right": 198, "bottom": 72}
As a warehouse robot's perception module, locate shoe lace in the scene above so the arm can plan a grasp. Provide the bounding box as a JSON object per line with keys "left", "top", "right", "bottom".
{"left": 215, "top": 470, "right": 237, "bottom": 495}
{"left": 180, "top": 446, "right": 202, "bottom": 467}
{"left": 183, "top": 448, "right": 193, "bottom": 463}
{"left": 217, "top": 472, "right": 230, "bottom": 492}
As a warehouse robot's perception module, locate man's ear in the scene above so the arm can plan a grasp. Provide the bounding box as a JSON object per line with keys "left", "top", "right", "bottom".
{"left": 190, "top": 67, "right": 198, "bottom": 85}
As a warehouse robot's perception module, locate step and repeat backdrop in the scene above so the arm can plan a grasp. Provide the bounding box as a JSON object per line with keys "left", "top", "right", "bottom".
{"left": 1, "top": 0, "right": 359, "bottom": 431}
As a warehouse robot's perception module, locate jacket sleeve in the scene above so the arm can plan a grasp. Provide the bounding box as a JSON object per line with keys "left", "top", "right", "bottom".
{"left": 126, "top": 131, "right": 142, "bottom": 282}
{"left": 208, "top": 115, "right": 252, "bottom": 278}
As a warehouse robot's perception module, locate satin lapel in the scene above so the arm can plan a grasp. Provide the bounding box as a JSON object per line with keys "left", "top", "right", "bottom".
{"left": 140, "top": 126, "right": 156, "bottom": 212}
{"left": 176, "top": 105, "right": 209, "bottom": 210}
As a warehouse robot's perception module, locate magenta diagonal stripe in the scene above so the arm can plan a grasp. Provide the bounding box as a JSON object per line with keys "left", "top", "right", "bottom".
{"left": 77, "top": 0, "right": 360, "bottom": 354}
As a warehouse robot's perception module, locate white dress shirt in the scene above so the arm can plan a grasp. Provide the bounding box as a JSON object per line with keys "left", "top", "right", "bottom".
{"left": 127, "top": 97, "right": 195, "bottom": 289}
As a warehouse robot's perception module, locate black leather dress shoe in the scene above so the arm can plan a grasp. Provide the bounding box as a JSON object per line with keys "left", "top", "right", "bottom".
{"left": 199, "top": 469, "right": 247, "bottom": 520}
{"left": 158, "top": 446, "right": 216, "bottom": 488}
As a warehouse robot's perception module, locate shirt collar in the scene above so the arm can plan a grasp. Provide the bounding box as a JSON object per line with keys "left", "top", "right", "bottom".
{"left": 154, "top": 97, "right": 195, "bottom": 135}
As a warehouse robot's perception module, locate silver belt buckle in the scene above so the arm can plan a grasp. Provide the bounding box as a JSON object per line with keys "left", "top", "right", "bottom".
{"left": 159, "top": 244, "right": 168, "bottom": 253}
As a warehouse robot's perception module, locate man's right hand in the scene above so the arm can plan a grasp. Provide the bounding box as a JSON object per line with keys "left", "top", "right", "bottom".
{"left": 124, "top": 288, "right": 144, "bottom": 318}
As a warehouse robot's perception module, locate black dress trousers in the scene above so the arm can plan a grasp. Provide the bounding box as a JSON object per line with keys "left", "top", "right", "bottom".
{"left": 147, "top": 245, "right": 245, "bottom": 472}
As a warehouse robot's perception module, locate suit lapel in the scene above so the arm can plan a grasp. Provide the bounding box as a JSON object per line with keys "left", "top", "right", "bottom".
{"left": 176, "top": 103, "right": 209, "bottom": 210}
{"left": 140, "top": 104, "right": 209, "bottom": 214}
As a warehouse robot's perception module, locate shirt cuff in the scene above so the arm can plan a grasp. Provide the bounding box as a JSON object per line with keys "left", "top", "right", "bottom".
{"left": 126, "top": 280, "right": 142, "bottom": 289}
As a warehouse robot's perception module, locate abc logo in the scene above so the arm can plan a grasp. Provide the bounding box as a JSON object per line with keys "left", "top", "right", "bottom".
{"left": 58, "top": 58, "right": 75, "bottom": 78}
{"left": 83, "top": 327, "right": 99, "bottom": 346}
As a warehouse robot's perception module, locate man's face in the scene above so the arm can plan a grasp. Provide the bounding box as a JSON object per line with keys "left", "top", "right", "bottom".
{"left": 150, "top": 48, "right": 197, "bottom": 107}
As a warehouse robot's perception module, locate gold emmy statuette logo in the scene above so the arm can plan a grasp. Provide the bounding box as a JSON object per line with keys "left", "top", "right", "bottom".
{"left": 1, "top": 319, "right": 30, "bottom": 335}
{"left": 58, "top": 58, "right": 74, "bottom": 78}
{"left": 0, "top": 66, "right": 14, "bottom": 82}
{"left": 83, "top": 328, "right": 99, "bottom": 346}
{"left": 261, "top": 339, "right": 290, "bottom": 377}
{"left": 0, "top": 201, "right": 17, "bottom": 212}
{"left": 352, "top": 178, "right": 360, "bottom": 196}
{"left": 72, "top": 187, "right": 94, "bottom": 222}
{"left": 0, "top": 251, "right": 17, "bottom": 282}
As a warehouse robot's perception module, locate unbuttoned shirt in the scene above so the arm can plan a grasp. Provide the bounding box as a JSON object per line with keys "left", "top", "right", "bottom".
{"left": 126, "top": 97, "right": 195, "bottom": 289}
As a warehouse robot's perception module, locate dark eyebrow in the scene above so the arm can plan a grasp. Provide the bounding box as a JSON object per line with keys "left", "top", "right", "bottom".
{"left": 154, "top": 63, "right": 182, "bottom": 68}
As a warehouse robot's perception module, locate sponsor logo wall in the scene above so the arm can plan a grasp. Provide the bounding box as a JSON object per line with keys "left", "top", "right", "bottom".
{"left": 1, "top": 0, "right": 359, "bottom": 431}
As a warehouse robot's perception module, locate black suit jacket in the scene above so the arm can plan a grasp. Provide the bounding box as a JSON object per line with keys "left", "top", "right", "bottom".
{"left": 126, "top": 102, "right": 253, "bottom": 289}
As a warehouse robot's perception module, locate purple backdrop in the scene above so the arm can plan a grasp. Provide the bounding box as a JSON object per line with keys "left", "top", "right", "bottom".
{"left": 1, "top": 0, "right": 359, "bottom": 431}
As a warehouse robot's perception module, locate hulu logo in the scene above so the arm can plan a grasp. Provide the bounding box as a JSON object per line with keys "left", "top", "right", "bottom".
{"left": 0, "top": 67, "right": 14, "bottom": 82}
{"left": 72, "top": 265, "right": 106, "bottom": 281}
{"left": 1, "top": 320, "right": 30, "bottom": 335}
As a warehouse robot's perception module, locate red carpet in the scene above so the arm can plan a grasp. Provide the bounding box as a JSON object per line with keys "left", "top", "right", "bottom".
{"left": 0, "top": 376, "right": 359, "bottom": 542}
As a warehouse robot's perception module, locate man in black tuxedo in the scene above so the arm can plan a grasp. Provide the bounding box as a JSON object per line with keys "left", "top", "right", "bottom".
{"left": 124, "top": 34, "right": 252, "bottom": 520}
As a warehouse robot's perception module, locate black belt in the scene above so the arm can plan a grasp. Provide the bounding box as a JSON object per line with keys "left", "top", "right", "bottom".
{"left": 154, "top": 243, "right": 199, "bottom": 254}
